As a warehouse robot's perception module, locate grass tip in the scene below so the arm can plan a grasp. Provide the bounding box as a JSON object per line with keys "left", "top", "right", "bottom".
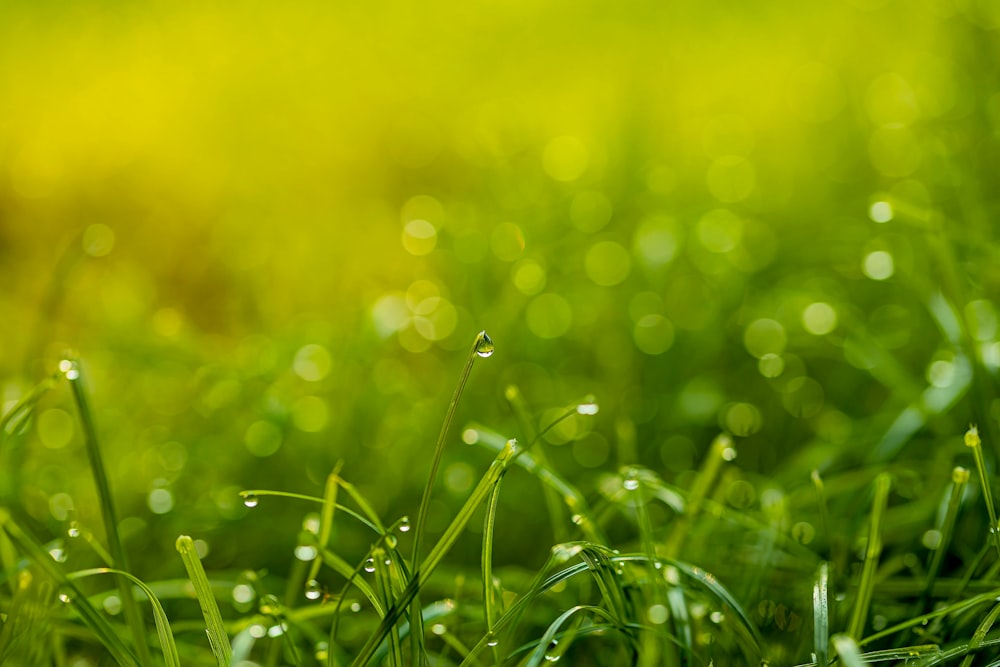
{"left": 965, "top": 425, "right": 981, "bottom": 448}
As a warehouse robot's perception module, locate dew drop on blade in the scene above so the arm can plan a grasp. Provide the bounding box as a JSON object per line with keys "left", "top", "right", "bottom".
{"left": 364, "top": 557, "right": 376, "bottom": 573}
{"left": 486, "top": 632, "right": 499, "bottom": 647}
{"left": 398, "top": 516, "right": 411, "bottom": 532}
{"left": 475, "top": 331, "right": 495, "bottom": 358}
{"left": 304, "top": 579, "right": 323, "bottom": 600}
{"left": 242, "top": 493, "right": 259, "bottom": 508}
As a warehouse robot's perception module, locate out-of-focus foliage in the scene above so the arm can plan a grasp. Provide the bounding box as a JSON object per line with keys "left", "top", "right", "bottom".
{"left": 2, "top": 0, "right": 1000, "bottom": 662}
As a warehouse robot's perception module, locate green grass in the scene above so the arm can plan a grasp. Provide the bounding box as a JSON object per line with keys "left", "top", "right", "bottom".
{"left": 6, "top": 328, "right": 1000, "bottom": 666}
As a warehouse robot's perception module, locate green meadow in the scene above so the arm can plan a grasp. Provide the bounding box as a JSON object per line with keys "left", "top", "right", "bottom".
{"left": 2, "top": 0, "right": 1000, "bottom": 664}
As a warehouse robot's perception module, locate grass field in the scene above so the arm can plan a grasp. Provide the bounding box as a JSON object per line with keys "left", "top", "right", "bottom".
{"left": 2, "top": 0, "right": 1000, "bottom": 665}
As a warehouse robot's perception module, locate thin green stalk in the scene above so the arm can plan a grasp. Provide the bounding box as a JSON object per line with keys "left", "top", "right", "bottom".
{"left": 176, "top": 535, "right": 232, "bottom": 666}
{"left": 64, "top": 358, "right": 151, "bottom": 666}
{"left": 964, "top": 425, "right": 1000, "bottom": 559}
{"left": 409, "top": 330, "right": 492, "bottom": 664}
{"left": 481, "top": 476, "right": 504, "bottom": 663}
{"left": 922, "top": 467, "right": 969, "bottom": 610}
{"left": 372, "top": 546, "right": 403, "bottom": 667}
{"left": 238, "top": 489, "right": 379, "bottom": 533}
{"left": 847, "top": 473, "right": 891, "bottom": 640}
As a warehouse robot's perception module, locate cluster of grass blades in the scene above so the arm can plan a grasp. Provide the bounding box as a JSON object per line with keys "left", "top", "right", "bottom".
{"left": 6, "top": 334, "right": 1000, "bottom": 665}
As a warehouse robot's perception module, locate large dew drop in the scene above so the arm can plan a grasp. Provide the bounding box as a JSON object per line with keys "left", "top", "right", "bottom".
{"left": 242, "top": 493, "right": 259, "bottom": 508}
{"left": 475, "top": 331, "right": 495, "bottom": 358}
{"left": 364, "top": 557, "right": 376, "bottom": 573}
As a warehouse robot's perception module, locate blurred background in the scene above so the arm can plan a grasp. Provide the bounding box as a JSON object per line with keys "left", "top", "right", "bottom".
{"left": 2, "top": 0, "right": 1000, "bottom": 659}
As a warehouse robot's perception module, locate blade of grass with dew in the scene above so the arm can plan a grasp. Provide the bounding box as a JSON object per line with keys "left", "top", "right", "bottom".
{"left": 847, "top": 472, "right": 890, "bottom": 640}
{"left": 239, "top": 490, "right": 380, "bottom": 533}
{"left": 63, "top": 358, "right": 151, "bottom": 665}
{"left": 68, "top": 567, "right": 180, "bottom": 667}
{"left": 0, "top": 509, "right": 139, "bottom": 666}
{"left": 350, "top": 438, "right": 515, "bottom": 667}
{"left": 832, "top": 634, "right": 865, "bottom": 667}
{"left": 921, "top": 466, "right": 970, "bottom": 612}
{"left": 407, "top": 331, "right": 491, "bottom": 666}
{"left": 482, "top": 475, "right": 503, "bottom": 664}
{"left": 958, "top": 598, "right": 1000, "bottom": 667}
{"left": 176, "top": 535, "right": 232, "bottom": 666}
{"left": 524, "top": 605, "right": 619, "bottom": 667}
{"left": 813, "top": 562, "right": 829, "bottom": 667}
{"left": 964, "top": 425, "right": 1000, "bottom": 558}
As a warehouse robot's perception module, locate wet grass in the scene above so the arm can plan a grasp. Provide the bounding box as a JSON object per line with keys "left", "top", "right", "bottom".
{"left": 4, "top": 332, "right": 1000, "bottom": 665}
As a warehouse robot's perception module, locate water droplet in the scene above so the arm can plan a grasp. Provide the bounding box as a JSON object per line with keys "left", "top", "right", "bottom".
{"left": 475, "top": 331, "right": 495, "bottom": 358}
{"left": 431, "top": 623, "right": 447, "bottom": 636}
{"left": 398, "top": 516, "right": 411, "bottom": 533}
{"left": 59, "top": 360, "right": 80, "bottom": 381}
{"left": 58, "top": 592, "right": 72, "bottom": 604}
{"left": 67, "top": 522, "right": 80, "bottom": 538}
{"left": 304, "top": 579, "right": 323, "bottom": 600}
{"left": 576, "top": 402, "right": 599, "bottom": 415}
{"left": 364, "top": 557, "right": 376, "bottom": 573}
{"left": 49, "top": 547, "right": 66, "bottom": 563}
{"left": 486, "top": 633, "right": 500, "bottom": 647}
{"left": 384, "top": 557, "right": 392, "bottom": 566}
{"left": 350, "top": 601, "right": 362, "bottom": 613}
{"left": 571, "top": 514, "right": 584, "bottom": 525}
{"left": 242, "top": 493, "right": 259, "bottom": 508}
{"left": 710, "top": 611, "right": 724, "bottom": 623}
{"left": 294, "top": 545, "right": 318, "bottom": 561}
{"left": 544, "top": 639, "right": 560, "bottom": 662}
{"left": 623, "top": 468, "right": 640, "bottom": 491}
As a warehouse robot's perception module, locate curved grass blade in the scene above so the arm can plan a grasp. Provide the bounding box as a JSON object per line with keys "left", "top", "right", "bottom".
{"left": 176, "top": 535, "right": 232, "bottom": 666}
{"left": 68, "top": 567, "right": 180, "bottom": 667}
{"left": 524, "top": 605, "right": 619, "bottom": 667}
{"left": 0, "top": 509, "right": 138, "bottom": 666}
{"left": 964, "top": 426, "right": 1000, "bottom": 558}
{"left": 238, "top": 490, "right": 379, "bottom": 533}
{"left": 482, "top": 477, "right": 503, "bottom": 664}
{"left": 0, "top": 373, "right": 57, "bottom": 441}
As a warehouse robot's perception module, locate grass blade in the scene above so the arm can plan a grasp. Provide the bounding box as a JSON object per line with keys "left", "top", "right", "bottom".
{"left": 481, "top": 475, "right": 503, "bottom": 663}
{"left": 921, "top": 466, "right": 970, "bottom": 610}
{"left": 847, "top": 473, "right": 891, "bottom": 640}
{"left": 68, "top": 567, "right": 181, "bottom": 667}
{"left": 959, "top": 599, "right": 1000, "bottom": 667}
{"left": 964, "top": 426, "right": 1000, "bottom": 558}
{"left": 408, "top": 330, "right": 492, "bottom": 664}
{"left": 176, "top": 534, "right": 232, "bottom": 666}
{"left": 813, "top": 562, "right": 829, "bottom": 667}
{"left": 63, "top": 358, "right": 151, "bottom": 665}
{"left": 307, "top": 462, "right": 344, "bottom": 596}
